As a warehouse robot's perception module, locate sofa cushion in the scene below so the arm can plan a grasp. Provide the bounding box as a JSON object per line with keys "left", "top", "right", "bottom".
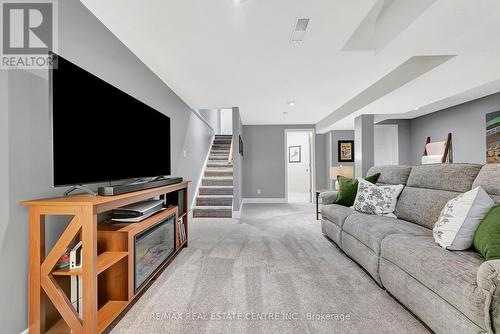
{"left": 321, "top": 219, "right": 342, "bottom": 246}
{"left": 380, "top": 258, "right": 486, "bottom": 334}
{"left": 381, "top": 234, "right": 487, "bottom": 329}
{"left": 319, "top": 191, "right": 338, "bottom": 205}
{"left": 472, "top": 163, "right": 500, "bottom": 204}
{"left": 342, "top": 213, "right": 431, "bottom": 255}
{"left": 406, "top": 163, "right": 482, "bottom": 193}
{"left": 395, "top": 187, "right": 460, "bottom": 229}
{"left": 342, "top": 232, "right": 383, "bottom": 286}
{"left": 320, "top": 204, "right": 354, "bottom": 228}
{"left": 366, "top": 165, "right": 412, "bottom": 185}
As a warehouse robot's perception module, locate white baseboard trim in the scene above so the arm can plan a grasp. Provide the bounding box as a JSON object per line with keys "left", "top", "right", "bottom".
{"left": 20, "top": 328, "right": 28, "bottom": 334}
{"left": 242, "top": 198, "right": 287, "bottom": 204}
{"left": 232, "top": 200, "right": 244, "bottom": 218}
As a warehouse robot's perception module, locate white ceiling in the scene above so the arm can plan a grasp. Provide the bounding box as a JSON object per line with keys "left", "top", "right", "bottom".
{"left": 81, "top": 0, "right": 500, "bottom": 132}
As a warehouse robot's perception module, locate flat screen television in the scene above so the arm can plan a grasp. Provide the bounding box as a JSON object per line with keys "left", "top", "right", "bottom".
{"left": 51, "top": 54, "right": 171, "bottom": 186}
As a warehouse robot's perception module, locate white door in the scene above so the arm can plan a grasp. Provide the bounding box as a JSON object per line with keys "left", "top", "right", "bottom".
{"left": 286, "top": 130, "right": 313, "bottom": 203}
{"left": 220, "top": 109, "right": 232, "bottom": 135}
{"left": 374, "top": 124, "right": 399, "bottom": 166}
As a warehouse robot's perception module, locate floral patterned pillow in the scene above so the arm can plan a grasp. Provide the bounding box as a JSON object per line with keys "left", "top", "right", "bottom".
{"left": 353, "top": 178, "right": 404, "bottom": 217}
{"left": 433, "top": 187, "right": 494, "bottom": 250}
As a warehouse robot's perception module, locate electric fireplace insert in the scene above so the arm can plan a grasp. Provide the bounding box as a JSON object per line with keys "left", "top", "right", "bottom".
{"left": 134, "top": 214, "right": 176, "bottom": 292}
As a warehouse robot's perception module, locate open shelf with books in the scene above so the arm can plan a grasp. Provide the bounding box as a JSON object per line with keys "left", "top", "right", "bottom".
{"left": 52, "top": 251, "right": 128, "bottom": 276}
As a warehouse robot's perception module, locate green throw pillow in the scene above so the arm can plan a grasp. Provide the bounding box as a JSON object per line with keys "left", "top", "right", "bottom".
{"left": 335, "top": 173, "right": 380, "bottom": 207}
{"left": 474, "top": 205, "right": 500, "bottom": 261}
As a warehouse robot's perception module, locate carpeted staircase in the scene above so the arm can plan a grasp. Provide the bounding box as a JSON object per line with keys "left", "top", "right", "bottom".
{"left": 193, "top": 135, "right": 233, "bottom": 218}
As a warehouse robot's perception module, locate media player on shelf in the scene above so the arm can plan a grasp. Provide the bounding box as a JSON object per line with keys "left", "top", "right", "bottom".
{"left": 112, "top": 199, "right": 164, "bottom": 219}
{"left": 111, "top": 199, "right": 166, "bottom": 223}
{"left": 98, "top": 177, "right": 183, "bottom": 196}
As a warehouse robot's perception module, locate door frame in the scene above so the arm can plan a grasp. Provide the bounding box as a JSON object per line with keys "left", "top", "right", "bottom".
{"left": 374, "top": 124, "right": 399, "bottom": 166}
{"left": 219, "top": 109, "right": 233, "bottom": 135}
{"left": 284, "top": 128, "right": 316, "bottom": 203}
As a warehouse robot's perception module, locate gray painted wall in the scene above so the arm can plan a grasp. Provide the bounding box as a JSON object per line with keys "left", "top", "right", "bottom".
{"left": 410, "top": 92, "right": 500, "bottom": 165}
{"left": 324, "top": 132, "right": 333, "bottom": 189}
{"left": 355, "top": 115, "right": 375, "bottom": 177}
{"left": 232, "top": 107, "right": 243, "bottom": 211}
{"left": 0, "top": 1, "right": 213, "bottom": 332}
{"left": 242, "top": 125, "right": 324, "bottom": 199}
{"left": 199, "top": 109, "right": 220, "bottom": 134}
{"left": 0, "top": 71, "right": 8, "bottom": 250}
{"left": 324, "top": 130, "right": 355, "bottom": 189}
{"left": 315, "top": 134, "right": 326, "bottom": 190}
{"left": 330, "top": 130, "right": 355, "bottom": 167}
{"left": 377, "top": 119, "right": 412, "bottom": 165}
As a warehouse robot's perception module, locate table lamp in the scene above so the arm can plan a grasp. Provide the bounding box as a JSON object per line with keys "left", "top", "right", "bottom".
{"left": 330, "top": 165, "right": 354, "bottom": 190}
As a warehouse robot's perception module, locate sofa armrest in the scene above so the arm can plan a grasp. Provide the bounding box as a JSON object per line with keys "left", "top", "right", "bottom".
{"left": 320, "top": 191, "right": 338, "bottom": 205}
{"left": 477, "top": 260, "right": 500, "bottom": 333}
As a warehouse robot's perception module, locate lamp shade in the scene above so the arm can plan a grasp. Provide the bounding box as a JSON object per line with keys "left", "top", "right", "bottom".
{"left": 330, "top": 165, "right": 354, "bottom": 180}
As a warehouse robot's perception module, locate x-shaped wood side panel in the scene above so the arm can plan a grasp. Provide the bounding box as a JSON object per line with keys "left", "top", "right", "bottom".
{"left": 41, "top": 275, "right": 83, "bottom": 334}
{"left": 39, "top": 210, "right": 84, "bottom": 333}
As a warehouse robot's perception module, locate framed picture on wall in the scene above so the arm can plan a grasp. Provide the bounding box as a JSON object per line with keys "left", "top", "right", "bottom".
{"left": 239, "top": 135, "right": 243, "bottom": 156}
{"left": 486, "top": 111, "right": 500, "bottom": 164}
{"left": 338, "top": 140, "right": 354, "bottom": 162}
{"left": 289, "top": 145, "right": 301, "bottom": 163}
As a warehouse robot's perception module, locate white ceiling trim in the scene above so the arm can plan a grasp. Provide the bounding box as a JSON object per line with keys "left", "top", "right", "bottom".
{"left": 316, "top": 55, "right": 454, "bottom": 133}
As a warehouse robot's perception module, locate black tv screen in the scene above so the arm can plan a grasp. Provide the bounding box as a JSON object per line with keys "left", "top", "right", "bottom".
{"left": 51, "top": 54, "right": 171, "bottom": 186}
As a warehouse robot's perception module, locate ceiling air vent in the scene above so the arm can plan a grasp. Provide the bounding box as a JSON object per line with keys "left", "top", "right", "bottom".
{"left": 290, "top": 18, "right": 310, "bottom": 43}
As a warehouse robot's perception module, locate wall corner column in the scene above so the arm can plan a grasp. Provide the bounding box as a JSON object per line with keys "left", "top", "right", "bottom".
{"left": 354, "top": 115, "right": 374, "bottom": 177}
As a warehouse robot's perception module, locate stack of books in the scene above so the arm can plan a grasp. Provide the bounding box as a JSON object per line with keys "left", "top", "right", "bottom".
{"left": 178, "top": 219, "right": 186, "bottom": 243}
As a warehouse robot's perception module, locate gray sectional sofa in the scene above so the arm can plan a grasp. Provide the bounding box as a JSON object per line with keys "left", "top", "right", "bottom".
{"left": 321, "top": 163, "right": 500, "bottom": 334}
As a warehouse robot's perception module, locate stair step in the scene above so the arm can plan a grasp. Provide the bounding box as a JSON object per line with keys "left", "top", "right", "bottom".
{"left": 207, "top": 162, "right": 233, "bottom": 167}
{"left": 199, "top": 186, "right": 233, "bottom": 195}
{"left": 212, "top": 145, "right": 231, "bottom": 150}
{"left": 196, "top": 196, "right": 233, "bottom": 206}
{"left": 205, "top": 170, "right": 233, "bottom": 177}
{"left": 205, "top": 166, "right": 233, "bottom": 171}
{"left": 209, "top": 156, "right": 229, "bottom": 161}
{"left": 193, "top": 206, "right": 232, "bottom": 218}
{"left": 202, "top": 177, "right": 233, "bottom": 187}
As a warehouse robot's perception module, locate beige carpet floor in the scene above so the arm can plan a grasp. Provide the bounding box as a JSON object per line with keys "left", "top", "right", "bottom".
{"left": 109, "top": 203, "right": 430, "bottom": 334}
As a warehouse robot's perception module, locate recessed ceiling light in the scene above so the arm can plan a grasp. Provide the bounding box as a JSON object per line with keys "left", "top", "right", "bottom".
{"left": 287, "top": 101, "right": 295, "bottom": 107}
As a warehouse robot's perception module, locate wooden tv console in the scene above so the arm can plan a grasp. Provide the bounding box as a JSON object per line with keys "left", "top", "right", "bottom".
{"left": 21, "top": 181, "right": 190, "bottom": 334}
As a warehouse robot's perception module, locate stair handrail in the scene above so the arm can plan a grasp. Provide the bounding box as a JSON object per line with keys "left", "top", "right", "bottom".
{"left": 228, "top": 136, "right": 234, "bottom": 165}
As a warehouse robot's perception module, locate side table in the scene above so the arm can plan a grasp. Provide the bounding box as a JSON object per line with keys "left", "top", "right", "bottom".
{"left": 315, "top": 189, "right": 330, "bottom": 220}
